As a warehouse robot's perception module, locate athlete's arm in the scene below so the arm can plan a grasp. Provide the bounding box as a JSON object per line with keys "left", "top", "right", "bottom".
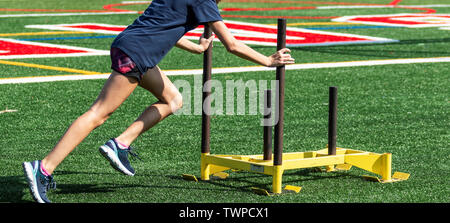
{"left": 175, "top": 36, "right": 214, "bottom": 54}
{"left": 209, "top": 20, "right": 295, "bottom": 67}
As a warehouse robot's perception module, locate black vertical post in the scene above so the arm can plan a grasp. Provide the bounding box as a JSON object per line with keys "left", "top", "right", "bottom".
{"left": 263, "top": 90, "right": 272, "bottom": 161}
{"left": 328, "top": 86, "right": 337, "bottom": 155}
{"left": 273, "top": 19, "right": 286, "bottom": 166}
{"left": 201, "top": 24, "right": 213, "bottom": 154}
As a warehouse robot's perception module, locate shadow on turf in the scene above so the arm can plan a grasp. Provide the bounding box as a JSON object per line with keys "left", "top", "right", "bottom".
{"left": 168, "top": 169, "right": 362, "bottom": 194}
{"left": 55, "top": 170, "right": 117, "bottom": 176}
{"left": 0, "top": 175, "right": 30, "bottom": 203}
{"left": 0, "top": 171, "right": 120, "bottom": 202}
{"left": 51, "top": 171, "right": 235, "bottom": 196}
{"left": 53, "top": 170, "right": 128, "bottom": 195}
{"left": 56, "top": 184, "right": 117, "bottom": 195}
{"left": 1, "top": 169, "right": 361, "bottom": 200}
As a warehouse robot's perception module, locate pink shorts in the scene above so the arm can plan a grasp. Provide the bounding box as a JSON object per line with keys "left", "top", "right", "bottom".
{"left": 110, "top": 47, "right": 143, "bottom": 82}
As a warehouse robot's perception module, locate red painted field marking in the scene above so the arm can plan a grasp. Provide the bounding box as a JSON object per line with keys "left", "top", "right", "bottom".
{"left": 388, "top": 0, "right": 402, "bottom": 6}
{"left": 0, "top": 0, "right": 438, "bottom": 21}
{"left": 396, "top": 6, "right": 436, "bottom": 14}
{"left": 334, "top": 14, "right": 450, "bottom": 27}
{"left": 26, "top": 21, "right": 396, "bottom": 47}
{"left": 65, "top": 24, "right": 127, "bottom": 32}
{"left": 0, "top": 40, "right": 82, "bottom": 55}
{"left": 0, "top": 38, "right": 109, "bottom": 59}
{"left": 103, "top": 3, "right": 141, "bottom": 12}
{"left": 221, "top": 14, "right": 337, "bottom": 20}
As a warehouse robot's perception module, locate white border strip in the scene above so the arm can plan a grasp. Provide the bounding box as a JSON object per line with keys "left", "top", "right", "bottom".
{"left": 2, "top": 57, "right": 450, "bottom": 84}
{"left": 0, "top": 11, "right": 138, "bottom": 18}
{"left": 25, "top": 23, "right": 127, "bottom": 35}
{"left": 317, "top": 5, "right": 450, "bottom": 9}
{"left": 318, "top": 5, "right": 395, "bottom": 9}
{"left": 122, "top": 1, "right": 152, "bottom": 3}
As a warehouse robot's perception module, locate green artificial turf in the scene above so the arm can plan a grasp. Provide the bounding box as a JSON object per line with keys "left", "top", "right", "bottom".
{"left": 1, "top": 62, "right": 449, "bottom": 203}
{"left": 0, "top": 0, "right": 449, "bottom": 203}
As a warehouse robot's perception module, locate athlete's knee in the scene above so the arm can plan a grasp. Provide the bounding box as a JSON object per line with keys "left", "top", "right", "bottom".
{"left": 169, "top": 91, "right": 183, "bottom": 113}
{"left": 84, "top": 108, "right": 112, "bottom": 127}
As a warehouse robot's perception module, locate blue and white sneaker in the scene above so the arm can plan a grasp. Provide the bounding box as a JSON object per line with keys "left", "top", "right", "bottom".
{"left": 99, "top": 138, "right": 141, "bottom": 176}
{"left": 22, "top": 160, "right": 56, "bottom": 203}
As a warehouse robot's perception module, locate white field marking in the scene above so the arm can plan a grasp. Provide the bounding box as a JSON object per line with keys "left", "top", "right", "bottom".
{"left": 1, "top": 57, "right": 450, "bottom": 85}
{"left": 0, "top": 109, "right": 18, "bottom": 114}
{"left": 333, "top": 14, "right": 450, "bottom": 28}
{"left": 121, "top": 1, "right": 152, "bottom": 3}
{"left": 118, "top": 3, "right": 450, "bottom": 9}
{"left": 0, "top": 11, "right": 139, "bottom": 18}
{"left": 440, "top": 27, "right": 450, "bottom": 30}
{"left": 26, "top": 23, "right": 297, "bottom": 40}
{"left": 0, "top": 74, "right": 111, "bottom": 84}
{"left": 317, "top": 5, "right": 395, "bottom": 9}
{"left": 25, "top": 23, "right": 128, "bottom": 35}
{"left": 0, "top": 38, "right": 109, "bottom": 59}
{"left": 0, "top": 52, "right": 109, "bottom": 60}
{"left": 317, "top": 5, "right": 450, "bottom": 9}
{"left": 215, "top": 20, "right": 395, "bottom": 47}
{"left": 390, "top": 5, "right": 450, "bottom": 8}
{"left": 28, "top": 21, "right": 396, "bottom": 47}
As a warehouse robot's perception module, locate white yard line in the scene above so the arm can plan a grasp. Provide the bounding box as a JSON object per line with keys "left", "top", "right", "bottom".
{"left": 121, "top": 1, "right": 152, "bottom": 3}
{"left": 0, "top": 11, "right": 138, "bottom": 18}
{"left": 1, "top": 57, "right": 450, "bottom": 85}
{"left": 0, "top": 109, "right": 18, "bottom": 114}
{"left": 317, "top": 5, "right": 450, "bottom": 9}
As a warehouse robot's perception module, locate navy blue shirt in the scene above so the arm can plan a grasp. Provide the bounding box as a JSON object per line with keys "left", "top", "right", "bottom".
{"left": 111, "top": 0, "right": 222, "bottom": 74}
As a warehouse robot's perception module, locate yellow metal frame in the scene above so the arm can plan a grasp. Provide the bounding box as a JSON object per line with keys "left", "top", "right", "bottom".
{"left": 200, "top": 147, "right": 409, "bottom": 194}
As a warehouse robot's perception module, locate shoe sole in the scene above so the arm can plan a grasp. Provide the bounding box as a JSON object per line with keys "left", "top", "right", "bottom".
{"left": 99, "top": 146, "right": 134, "bottom": 176}
{"left": 22, "top": 162, "right": 46, "bottom": 203}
